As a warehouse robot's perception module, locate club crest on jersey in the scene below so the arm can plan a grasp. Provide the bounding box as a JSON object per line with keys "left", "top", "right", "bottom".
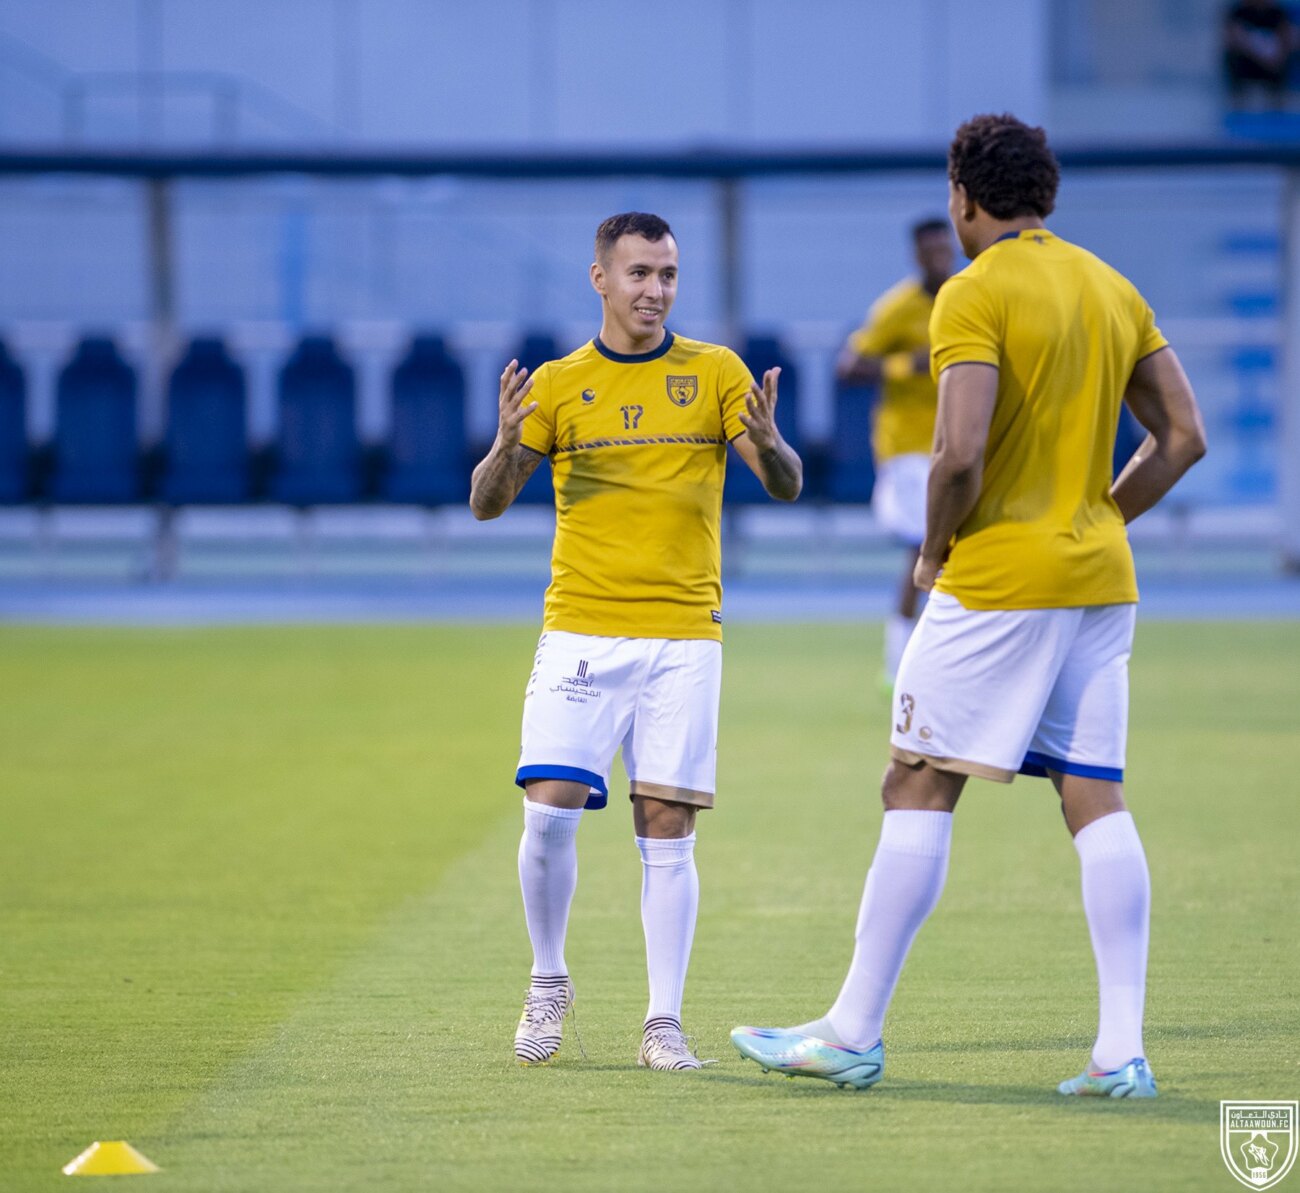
{"left": 581, "top": 389, "right": 596, "bottom": 404}
{"left": 666, "top": 375, "right": 698, "bottom": 406}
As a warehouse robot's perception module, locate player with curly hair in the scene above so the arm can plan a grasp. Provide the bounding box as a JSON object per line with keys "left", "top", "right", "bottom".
{"left": 733, "top": 114, "right": 1207, "bottom": 1097}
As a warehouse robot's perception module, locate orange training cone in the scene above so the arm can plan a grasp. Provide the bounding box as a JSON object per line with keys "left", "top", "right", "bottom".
{"left": 62, "top": 1141, "right": 160, "bottom": 1176}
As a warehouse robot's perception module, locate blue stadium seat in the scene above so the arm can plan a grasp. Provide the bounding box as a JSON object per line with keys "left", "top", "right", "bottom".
{"left": 509, "top": 330, "right": 558, "bottom": 505}
{"left": 51, "top": 337, "right": 139, "bottom": 503}
{"left": 1112, "top": 405, "right": 1145, "bottom": 480}
{"left": 1225, "top": 344, "right": 1277, "bottom": 501}
{"left": 271, "top": 335, "right": 362, "bottom": 504}
{"left": 725, "top": 334, "right": 799, "bottom": 504}
{"left": 383, "top": 334, "right": 468, "bottom": 504}
{"left": 0, "top": 340, "right": 27, "bottom": 503}
{"left": 162, "top": 337, "right": 249, "bottom": 503}
{"left": 828, "top": 377, "right": 877, "bottom": 504}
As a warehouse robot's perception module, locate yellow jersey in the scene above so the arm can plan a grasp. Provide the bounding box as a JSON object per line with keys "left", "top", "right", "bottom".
{"left": 929, "top": 229, "right": 1167, "bottom": 610}
{"left": 849, "top": 278, "right": 938, "bottom": 462}
{"left": 519, "top": 332, "right": 752, "bottom": 640}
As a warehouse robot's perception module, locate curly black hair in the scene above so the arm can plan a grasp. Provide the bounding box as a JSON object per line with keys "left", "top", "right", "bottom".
{"left": 910, "top": 216, "right": 950, "bottom": 242}
{"left": 594, "top": 212, "right": 675, "bottom": 262}
{"left": 948, "top": 114, "right": 1059, "bottom": 220}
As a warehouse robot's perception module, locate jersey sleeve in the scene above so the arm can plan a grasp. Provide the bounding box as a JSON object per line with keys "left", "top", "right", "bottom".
{"left": 929, "top": 274, "right": 1000, "bottom": 380}
{"left": 1134, "top": 294, "right": 1169, "bottom": 361}
{"left": 848, "top": 297, "right": 898, "bottom": 357}
{"left": 517, "top": 362, "right": 555, "bottom": 455}
{"left": 718, "top": 348, "right": 755, "bottom": 442}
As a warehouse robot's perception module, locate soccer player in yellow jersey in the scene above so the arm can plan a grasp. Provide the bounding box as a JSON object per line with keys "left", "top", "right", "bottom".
{"left": 470, "top": 212, "right": 802, "bottom": 1071}
{"left": 733, "top": 115, "right": 1206, "bottom": 1096}
{"left": 838, "top": 218, "right": 955, "bottom": 685}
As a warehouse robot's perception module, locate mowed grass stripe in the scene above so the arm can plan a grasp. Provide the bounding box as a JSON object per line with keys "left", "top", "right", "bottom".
{"left": 0, "top": 625, "right": 536, "bottom": 1187}
{"left": 1, "top": 622, "right": 1296, "bottom": 1191}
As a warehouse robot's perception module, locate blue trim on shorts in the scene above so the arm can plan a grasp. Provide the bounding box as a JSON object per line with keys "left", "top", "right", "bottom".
{"left": 1020, "top": 751, "right": 1123, "bottom": 782}
{"left": 516, "top": 765, "right": 608, "bottom": 811}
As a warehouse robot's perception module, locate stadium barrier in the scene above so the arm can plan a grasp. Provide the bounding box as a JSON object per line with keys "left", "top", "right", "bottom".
{"left": 0, "top": 145, "right": 1295, "bottom": 572}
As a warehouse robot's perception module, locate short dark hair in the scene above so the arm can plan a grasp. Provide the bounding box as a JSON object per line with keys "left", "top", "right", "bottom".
{"left": 948, "top": 114, "right": 1059, "bottom": 220}
{"left": 911, "top": 217, "right": 950, "bottom": 242}
{"left": 594, "top": 212, "right": 675, "bottom": 262}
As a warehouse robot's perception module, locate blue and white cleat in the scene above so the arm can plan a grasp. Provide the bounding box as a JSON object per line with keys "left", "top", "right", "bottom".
{"left": 1057, "top": 1057, "right": 1157, "bottom": 1098}
{"left": 730, "top": 1026, "right": 884, "bottom": 1090}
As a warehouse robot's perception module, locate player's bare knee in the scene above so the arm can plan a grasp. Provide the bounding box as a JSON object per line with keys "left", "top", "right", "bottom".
{"left": 523, "top": 778, "right": 590, "bottom": 810}
{"left": 881, "top": 759, "right": 963, "bottom": 812}
{"left": 632, "top": 795, "right": 697, "bottom": 839}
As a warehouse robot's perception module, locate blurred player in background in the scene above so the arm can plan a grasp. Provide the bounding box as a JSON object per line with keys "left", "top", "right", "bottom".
{"left": 471, "top": 212, "right": 802, "bottom": 1071}
{"left": 733, "top": 114, "right": 1206, "bottom": 1096}
{"left": 837, "top": 218, "right": 955, "bottom": 688}
{"left": 1223, "top": 0, "right": 1296, "bottom": 110}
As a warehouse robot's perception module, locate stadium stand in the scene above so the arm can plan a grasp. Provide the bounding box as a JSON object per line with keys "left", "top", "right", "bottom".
{"left": 51, "top": 337, "right": 139, "bottom": 503}
{"left": 1228, "top": 342, "right": 1278, "bottom": 500}
{"left": 724, "top": 334, "right": 799, "bottom": 504}
{"left": 0, "top": 341, "right": 27, "bottom": 503}
{"left": 161, "top": 337, "right": 250, "bottom": 504}
{"left": 383, "top": 333, "right": 469, "bottom": 505}
{"left": 509, "top": 330, "right": 558, "bottom": 506}
{"left": 828, "top": 372, "right": 877, "bottom": 504}
{"left": 270, "top": 334, "right": 362, "bottom": 504}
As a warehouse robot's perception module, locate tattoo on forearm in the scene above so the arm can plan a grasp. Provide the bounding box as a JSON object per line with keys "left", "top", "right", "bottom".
{"left": 758, "top": 443, "right": 802, "bottom": 500}
{"left": 471, "top": 445, "right": 543, "bottom": 517}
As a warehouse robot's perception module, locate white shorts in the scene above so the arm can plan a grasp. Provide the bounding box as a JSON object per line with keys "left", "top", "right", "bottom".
{"left": 873, "top": 453, "right": 929, "bottom": 546}
{"left": 890, "top": 591, "right": 1136, "bottom": 783}
{"left": 516, "top": 630, "right": 722, "bottom": 811}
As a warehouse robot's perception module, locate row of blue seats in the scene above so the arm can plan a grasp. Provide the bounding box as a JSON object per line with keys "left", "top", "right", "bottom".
{"left": 0, "top": 331, "right": 889, "bottom": 507}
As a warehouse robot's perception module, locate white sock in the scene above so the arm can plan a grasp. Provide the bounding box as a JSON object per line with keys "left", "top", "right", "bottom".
{"left": 637, "top": 833, "right": 698, "bottom": 1023}
{"left": 518, "top": 798, "right": 582, "bottom": 978}
{"left": 884, "top": 614, "right": 917, "bottom": 680}
{"left": 1074, "top": 811, "right": 1150, "bottom": 1070}
{"left": 812, "top": 810, "right": 952, "bottom": 1049}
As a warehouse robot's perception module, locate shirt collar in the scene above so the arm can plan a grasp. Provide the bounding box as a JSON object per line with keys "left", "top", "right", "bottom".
{"left": 593, "top": 331, "right": 675, "bottom": 363}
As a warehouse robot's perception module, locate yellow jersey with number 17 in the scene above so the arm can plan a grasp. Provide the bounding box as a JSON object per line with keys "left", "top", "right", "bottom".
{"left": 929, "top": 229, "right": 1167, "bottom": 610}
{"left": 519, "top": 332, "right": 753, "bottom": 641}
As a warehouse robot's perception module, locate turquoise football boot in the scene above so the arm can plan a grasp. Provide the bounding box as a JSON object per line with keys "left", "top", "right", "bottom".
{"left": 731, "top": 1026, "right": 884, "bottom": 1090}
{"left": 1058, "top": 1057, "right": 1157, "bottom": 1098}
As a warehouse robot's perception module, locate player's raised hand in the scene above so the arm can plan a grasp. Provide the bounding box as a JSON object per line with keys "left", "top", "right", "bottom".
{"left": 739, "top": 367, "right": 781, "bottom": 451}
{"left": 496, "top": 359, "right": 538, "bottom": 450}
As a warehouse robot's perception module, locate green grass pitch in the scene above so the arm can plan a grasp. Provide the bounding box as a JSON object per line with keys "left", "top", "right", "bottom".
{"left": 1, "top": 621, "right": 1297, "bottom": 1191}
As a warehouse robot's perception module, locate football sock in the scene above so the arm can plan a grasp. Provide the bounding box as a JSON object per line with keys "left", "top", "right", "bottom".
{"left": 518, "top": 798, "right": 582, "bottom": 978}
{"left": 637, "top": 833, "right": 698, "bottom": 1022}
{"left": 1074, "top": 810, "right": 1150, "bottom": 1070}
{"left": 527, "top": 972, "right": 570, "bottom": 997}
{"left": 819, "top": 809, "right": 952, "bottom": 1049}
{"left": 884, "top": 614, "right": 917, "bottom": 680}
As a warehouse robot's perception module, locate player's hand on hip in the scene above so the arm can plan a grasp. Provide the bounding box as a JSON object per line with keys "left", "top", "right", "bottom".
{"left": 739, "top": 367, "right": 781, "bottom": 450}
{"left": 496, "top": 359, "right": 538, "bottom": 450}
{"left": 913, "top": 554, "right": 942, "bottom": 592}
